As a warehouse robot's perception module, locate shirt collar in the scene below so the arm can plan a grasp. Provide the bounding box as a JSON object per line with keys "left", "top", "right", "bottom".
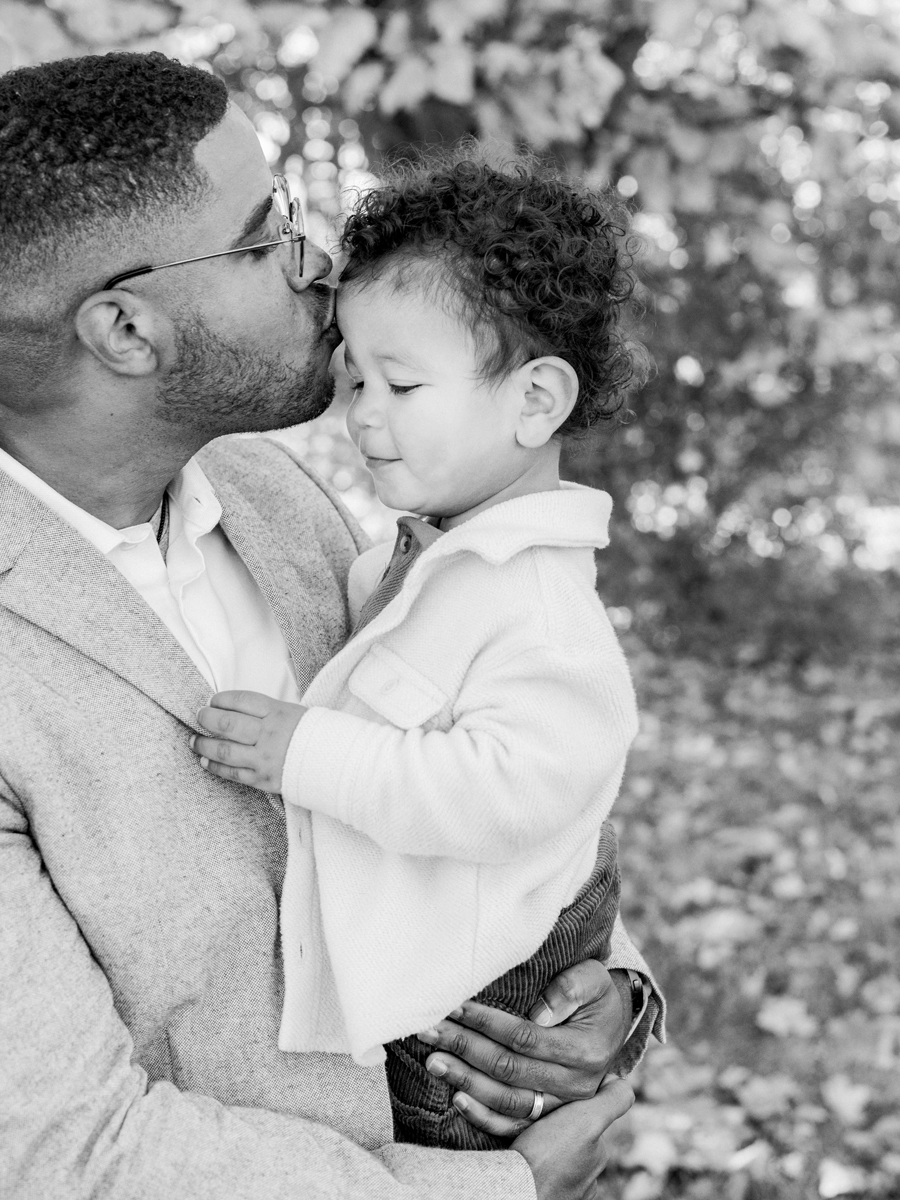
{"left": 0, "top": 444, "right": 220, "bottom": 557}
{"left": 168, "top": 455, "right": 222, "bottom": 542}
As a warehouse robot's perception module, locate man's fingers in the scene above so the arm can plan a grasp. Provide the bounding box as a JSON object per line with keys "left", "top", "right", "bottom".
{"left": 450, "top": 1092, "right": 530, "bottom": 1139}
{"left": 417, "top": 1019, "right": 591, "bottom": 1097}
{"left": 196, "top": 706, "right": 262, "bottom": 746}
{"left": 594, "top": 1074, "right": 635, "bottom": 1122}
{"left": 425, "top": 1001, "right": 585, "bottom": 1068}
{"left": 511, "top": 1078, "right": 634, "bottom": 1200}
{"left": 424, "top": 1053, "right": 564, "bottom": 1122}
{"left": 528, "top": 960, "right": 608, "bottom": 1027}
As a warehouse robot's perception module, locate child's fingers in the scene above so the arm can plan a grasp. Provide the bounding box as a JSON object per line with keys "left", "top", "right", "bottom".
{"left": 190, "top": 734, "right": 260, "bottom": 770}
{"left": 196, "top": 755, "right": 260, "bottom": 788}
{"left": 196, "top": 706, "right": 262, "bottom": 746}
{"left": 209, "top": 690, "right": 275, "bottom": 718}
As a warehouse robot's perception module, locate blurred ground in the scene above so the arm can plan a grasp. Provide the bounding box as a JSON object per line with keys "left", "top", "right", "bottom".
{"left": 605, "top": 639, "right": 900, "bottom": 1200}
{"left": 276, "top": 418, "right": 900, "bottom": 1200}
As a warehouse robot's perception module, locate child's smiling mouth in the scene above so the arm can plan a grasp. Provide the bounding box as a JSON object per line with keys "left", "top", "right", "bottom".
{"left": 362, "top": 455, "right": 400, "bottom": 467}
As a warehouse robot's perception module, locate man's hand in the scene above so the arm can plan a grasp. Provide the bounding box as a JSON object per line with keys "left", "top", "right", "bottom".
{"left": 190, "top": 691, "right": 306, "bottom": 793}
{"left": 415, "top": 959, "right": 629, "bottom": 1138}
{"left": 512, "top": 1076, "right": 634, "bottom": 1200}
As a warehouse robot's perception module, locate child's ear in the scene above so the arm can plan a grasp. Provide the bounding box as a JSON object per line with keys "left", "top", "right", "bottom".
{"left": 515, "top": 357, "right": 579, "bottom": 449}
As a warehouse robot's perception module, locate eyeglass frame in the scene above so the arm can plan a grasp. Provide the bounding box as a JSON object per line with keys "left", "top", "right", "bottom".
{"left": 102, "top": 174, "right": 306, "bottom": 291}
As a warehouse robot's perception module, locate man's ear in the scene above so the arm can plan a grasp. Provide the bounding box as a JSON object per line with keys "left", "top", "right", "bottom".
{"left": 74, "top": 290, "right": 167, "bottom": 377}
{"left": 515, "top": 356, "right": 579, "bottom": 449}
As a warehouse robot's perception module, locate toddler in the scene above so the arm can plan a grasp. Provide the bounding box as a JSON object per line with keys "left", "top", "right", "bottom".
{"left": 191, "top": 148, "right": 647, "bottom": 1150}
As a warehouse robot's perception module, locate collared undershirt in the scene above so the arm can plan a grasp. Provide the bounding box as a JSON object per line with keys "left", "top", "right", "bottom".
{"left": 354, "top": 515, "right": 442, "bottom": 634}
{"left": 0, "top": 445, "right": 301, "bottom": 704}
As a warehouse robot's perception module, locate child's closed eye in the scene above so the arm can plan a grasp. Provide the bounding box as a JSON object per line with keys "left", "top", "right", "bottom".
{"left": 349, "top": 380, "right": 420, "bottom": 396}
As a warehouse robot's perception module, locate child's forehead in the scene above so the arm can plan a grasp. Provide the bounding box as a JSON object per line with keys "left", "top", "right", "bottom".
{"left": 337, "top": 265, "right": 460, "bottom": 332}
{"left": 336, "top": 272, "right": 486, "bottom": 370}
{"left": 338, "top": 257, "right": 436, "bottom": 305}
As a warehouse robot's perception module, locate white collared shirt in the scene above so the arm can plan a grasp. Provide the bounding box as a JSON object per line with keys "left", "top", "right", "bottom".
{"left": 0, "top": 444, "right": 301, "bottom": 703}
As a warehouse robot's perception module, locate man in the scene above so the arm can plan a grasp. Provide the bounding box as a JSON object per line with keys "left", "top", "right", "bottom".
{"left": 0, "top": 52, "right": 662, "bottom": 1198}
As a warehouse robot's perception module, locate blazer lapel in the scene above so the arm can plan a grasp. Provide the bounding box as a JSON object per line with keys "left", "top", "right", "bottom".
{"left": 211, "top": 465, "right": 337, "bottom": 696}
{"left": 0, "top": 479, "right": 211, "bottom": 728}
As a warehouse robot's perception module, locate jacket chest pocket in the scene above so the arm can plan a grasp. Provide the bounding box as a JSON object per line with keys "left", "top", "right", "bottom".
{"left": 348, "top": 644, "right": 449, "bottom": 730}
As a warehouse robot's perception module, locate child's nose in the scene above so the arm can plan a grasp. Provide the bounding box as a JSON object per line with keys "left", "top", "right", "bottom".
{"left": 346, "top": 386, "right": 384, "bottom": 437}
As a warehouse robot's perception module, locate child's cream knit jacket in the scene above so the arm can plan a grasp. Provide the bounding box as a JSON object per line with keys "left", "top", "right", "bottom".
{"left": 278, "top": 484, "right": 640, "bottom": 1065}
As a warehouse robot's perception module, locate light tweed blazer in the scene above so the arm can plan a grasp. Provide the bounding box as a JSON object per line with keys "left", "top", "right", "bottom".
{"left": 0, "top": 436, "right": 536, "bottom": 1200}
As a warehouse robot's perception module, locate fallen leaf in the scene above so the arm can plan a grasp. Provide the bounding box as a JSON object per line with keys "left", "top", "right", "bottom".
{"left": 821, "top": 1074, "right": 873, "bottom": 1127}
{"left": 756, "top": 995, "right": 818, "bottom": 1038}
{"left": 818, "top": 1158, "right": 869, "bottom": 1197}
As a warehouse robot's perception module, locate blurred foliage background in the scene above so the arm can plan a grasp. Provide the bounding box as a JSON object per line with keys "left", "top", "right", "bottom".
{"left": 2, "top": 2, "right": 898, "bottom": 1197}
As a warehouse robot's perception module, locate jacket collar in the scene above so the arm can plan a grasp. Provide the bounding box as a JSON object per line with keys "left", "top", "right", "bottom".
{"left": 0, "top": 472, "right": 211, "bottom": 727}
{"left": 344, "top": 483, "right": 613, "bottom": 655}
{"left": 428, "top": 483, "right": 612, "bottom": 565}
{"left": 0, "top": 444, "right": 321, "bottom": 726}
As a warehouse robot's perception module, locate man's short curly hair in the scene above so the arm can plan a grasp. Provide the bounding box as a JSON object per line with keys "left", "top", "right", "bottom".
{"left": 0, "top": 52, "right": 227, "bottom": 260}
{"left": 0, "top": 52, "right": 228, "bottom": 384}
{"left": 340, "top": 145, "right": 646, "bottom": 437}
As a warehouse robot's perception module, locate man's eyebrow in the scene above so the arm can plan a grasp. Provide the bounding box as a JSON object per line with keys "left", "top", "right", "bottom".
{"left": 228, "top": 194, "right": 274, "bottom": 249}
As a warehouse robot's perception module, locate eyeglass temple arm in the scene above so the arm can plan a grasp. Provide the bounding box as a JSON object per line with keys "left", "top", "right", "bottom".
{"left": 103, "top": 225, "right": 304, "bottom": 291}
{"left": 104, "top": 264, "right": 156, "bottom": 289}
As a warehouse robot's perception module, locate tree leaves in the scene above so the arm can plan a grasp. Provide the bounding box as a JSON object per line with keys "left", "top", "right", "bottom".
{"left": 7, "top": 5, "right": 899, "bottom": 654}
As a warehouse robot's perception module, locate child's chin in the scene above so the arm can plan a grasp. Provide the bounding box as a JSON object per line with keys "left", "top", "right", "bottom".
{"left": 374, "top": 486, "right": 415, "bottom": 511}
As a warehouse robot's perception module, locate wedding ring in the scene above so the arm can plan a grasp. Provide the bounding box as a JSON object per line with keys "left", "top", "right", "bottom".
{"left": 527, "top": 1090, "right": 545, "bottom": 1121}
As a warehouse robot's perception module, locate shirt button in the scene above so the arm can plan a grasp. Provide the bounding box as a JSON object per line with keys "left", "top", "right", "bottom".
{"left": 381, "top": 678, "right": 398, "bottom": 694}
{"left": 399, "top": 534, "right": 412, "bottom": 554}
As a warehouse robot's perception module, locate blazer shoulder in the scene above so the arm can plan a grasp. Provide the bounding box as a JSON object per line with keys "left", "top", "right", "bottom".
{"left": 198, "top": 434, "right": 371, "bottom": 555}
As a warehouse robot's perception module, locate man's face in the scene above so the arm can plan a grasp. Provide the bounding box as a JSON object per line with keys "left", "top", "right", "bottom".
{"left": 152, "top": 104, "right": 340, "bottom": 435}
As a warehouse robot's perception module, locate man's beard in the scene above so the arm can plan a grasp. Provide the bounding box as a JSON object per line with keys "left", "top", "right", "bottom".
{"left": 157, "top": 312, "right": 335, "bottom": 433}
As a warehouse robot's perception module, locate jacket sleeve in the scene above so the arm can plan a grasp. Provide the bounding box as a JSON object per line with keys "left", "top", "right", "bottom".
{"left": 606, "top": 916, "right": 667, "bottom": 1069}
{"left": 0, "top": 784, "right": 535, "bottom": 1200}
{"left": 282, "top": 640, "right": 639, "bottom": 863}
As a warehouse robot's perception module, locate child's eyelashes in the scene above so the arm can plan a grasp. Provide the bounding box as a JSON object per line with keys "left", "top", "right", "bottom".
{"left": 348, "top": 379, "right": 420, "bottom": 396}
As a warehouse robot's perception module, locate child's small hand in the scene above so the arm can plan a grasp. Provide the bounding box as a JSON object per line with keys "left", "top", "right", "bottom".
{"left": 190, "top": 691, "right": 306, "bottom": 793}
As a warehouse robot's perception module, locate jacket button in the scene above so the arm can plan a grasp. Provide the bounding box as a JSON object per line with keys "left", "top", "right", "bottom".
{"left": 399, "top": 534, "right": 412, "bottom": 553}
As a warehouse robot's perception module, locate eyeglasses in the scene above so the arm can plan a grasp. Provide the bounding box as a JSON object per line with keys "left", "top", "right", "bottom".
{"left": 103, "top": 174, "right": 305, "bottom": 290}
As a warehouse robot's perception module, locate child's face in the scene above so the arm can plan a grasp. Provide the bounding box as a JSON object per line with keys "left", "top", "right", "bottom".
{"left": 339, "top": 275, "right": 527, "bottom": 522}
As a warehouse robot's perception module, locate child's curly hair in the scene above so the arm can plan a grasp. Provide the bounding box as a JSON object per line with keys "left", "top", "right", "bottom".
{"left": 340, "top": 143, "right": 646, "bottom": 437}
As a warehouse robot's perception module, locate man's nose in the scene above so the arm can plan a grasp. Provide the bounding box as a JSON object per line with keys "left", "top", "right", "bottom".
{"left": 288, "top": 239, "right": 333, "bottom": 292}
